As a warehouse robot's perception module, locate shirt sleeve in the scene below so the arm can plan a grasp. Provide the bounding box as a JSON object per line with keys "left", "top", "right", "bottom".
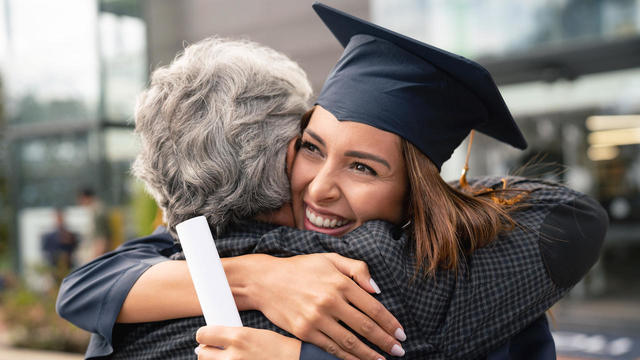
{"left": 300, "top": 343, "right": 341, "bottom": 360}
{"left": 56, "top": 228, "right": 177, "bottom": 351}
{"left": 538, "top": 193, "right": 609, "bottom": 288}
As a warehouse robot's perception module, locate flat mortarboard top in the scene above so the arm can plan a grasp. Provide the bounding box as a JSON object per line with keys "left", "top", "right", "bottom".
{"left": 313, "top": 2, "right": 527, "bottom": 169}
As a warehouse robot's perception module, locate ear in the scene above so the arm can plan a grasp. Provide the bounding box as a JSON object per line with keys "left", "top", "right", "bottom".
{"left": 285, "top": 136, "right": 300, "bottom": 179}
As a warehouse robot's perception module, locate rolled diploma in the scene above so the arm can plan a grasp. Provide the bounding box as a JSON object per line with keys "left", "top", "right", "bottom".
{"left": 175, "top": 216, "right": 242, "bottom": 327}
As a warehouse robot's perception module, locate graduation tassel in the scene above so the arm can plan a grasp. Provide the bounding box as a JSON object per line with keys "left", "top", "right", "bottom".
{"left": 459, "top": 130, "right": 475, "bottom": 189}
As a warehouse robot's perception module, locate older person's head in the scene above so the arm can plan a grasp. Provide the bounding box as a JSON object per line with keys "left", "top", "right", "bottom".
{"left": 132, "top": 37, "right": 312, "bottom": 235}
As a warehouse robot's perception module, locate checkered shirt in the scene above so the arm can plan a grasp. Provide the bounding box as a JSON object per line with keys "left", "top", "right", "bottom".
{"left": 108, "top": 177, "right": 590, "bottom": 359}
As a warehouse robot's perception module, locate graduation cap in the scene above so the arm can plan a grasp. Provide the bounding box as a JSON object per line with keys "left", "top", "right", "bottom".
{"left": 313, "top": 2, "right": 527, "bottom": 169}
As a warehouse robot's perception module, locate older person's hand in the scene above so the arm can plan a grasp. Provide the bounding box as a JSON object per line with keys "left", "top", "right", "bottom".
{"left": 244, "top": 253, "right": 405, "bottom": 360}
{"left": 195, "top": 326, "right": 300, "bottom": 360}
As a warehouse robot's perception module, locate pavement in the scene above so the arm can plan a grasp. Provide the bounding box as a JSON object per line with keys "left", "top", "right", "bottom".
{"left": 0, "top": 346, "right": 83, "bottom": 360}
{"left": 552, "top": 297, "right": 640, "bottom": 360}
{"left": 0, "top": 324, "right": 82, "bottom": 360}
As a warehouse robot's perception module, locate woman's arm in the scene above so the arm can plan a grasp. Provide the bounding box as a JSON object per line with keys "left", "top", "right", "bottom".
{"left": 195, "top": 326, "right": 303, "bottom": 360}
{"left": 117, "top": 256, "right": 256, "bottom": 323}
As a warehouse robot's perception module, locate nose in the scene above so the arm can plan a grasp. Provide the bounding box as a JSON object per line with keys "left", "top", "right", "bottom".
{"left": 306, "top": 163, "right": 340, "bottom": 204}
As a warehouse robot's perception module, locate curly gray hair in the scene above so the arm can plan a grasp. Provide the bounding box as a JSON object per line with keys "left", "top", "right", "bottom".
{"left": 132, "top": 37, "right": 312, "bottom": 235}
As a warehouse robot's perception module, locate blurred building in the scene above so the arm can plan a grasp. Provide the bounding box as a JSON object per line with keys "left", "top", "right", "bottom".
{"left": 1, "top": 0, "right": 147, "bottom": 273}
{"left": 1, "top": 0, "right": 640, "bottom": 354}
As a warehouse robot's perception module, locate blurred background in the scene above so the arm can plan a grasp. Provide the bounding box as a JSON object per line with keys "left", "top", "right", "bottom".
{"left": 0, "top": 0, "right": 638, "bottom": 358}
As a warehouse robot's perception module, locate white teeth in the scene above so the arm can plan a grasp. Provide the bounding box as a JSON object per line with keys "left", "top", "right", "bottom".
{"left": 305, "top": 207, "right": 347, "bottom": 229}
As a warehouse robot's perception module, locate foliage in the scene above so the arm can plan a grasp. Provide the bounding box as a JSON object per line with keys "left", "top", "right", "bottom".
{"left": 0, "top": 266, "right": 90, "bottom": 353}
{"left": 131, "top": 180, "right": 160, "bottom": 237}
{"left": 0, "top": 78, "right": 10, "bottom": 272}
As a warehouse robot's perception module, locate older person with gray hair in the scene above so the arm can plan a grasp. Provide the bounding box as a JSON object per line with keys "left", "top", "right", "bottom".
{"left": 58, "top": 37, "right": 402, "bottom": 360}
{"left": 133, "top": 37, "right": 308, "bottom": 235}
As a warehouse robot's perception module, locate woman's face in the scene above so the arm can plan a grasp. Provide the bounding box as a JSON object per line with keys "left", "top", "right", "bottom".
{"left": 291, "top": 106, "right": 408, "bottom": 236}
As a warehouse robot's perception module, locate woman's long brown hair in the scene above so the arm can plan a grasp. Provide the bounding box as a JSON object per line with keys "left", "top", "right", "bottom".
{"left": 402, "top": 139, "right": 527, "bottom": 276}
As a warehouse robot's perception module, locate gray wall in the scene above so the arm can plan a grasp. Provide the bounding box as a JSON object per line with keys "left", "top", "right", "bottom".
{"left": 142, "top": 0, "right": 369, "bottom": 92}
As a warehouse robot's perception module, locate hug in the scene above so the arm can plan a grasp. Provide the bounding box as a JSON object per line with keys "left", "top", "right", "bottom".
{"left": 57, "top": 4, "right": 607, "bottom": 360}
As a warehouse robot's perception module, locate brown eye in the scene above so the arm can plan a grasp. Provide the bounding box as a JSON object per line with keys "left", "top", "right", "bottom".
{"left": 301, "top": 141, "right": 319, "bottom": 153}
{"left": 352, "top": 162, "right": 377, "bottom": 176}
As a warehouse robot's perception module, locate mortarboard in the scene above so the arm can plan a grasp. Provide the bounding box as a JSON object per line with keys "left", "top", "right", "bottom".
{"left": 313, "top": 2, "right": 527, "bottom": 169}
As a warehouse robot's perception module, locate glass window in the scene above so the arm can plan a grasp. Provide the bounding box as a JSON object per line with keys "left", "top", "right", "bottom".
{"left": 14, "top": 133, "right": 93, "bottom": 208}
{"left": 371, "top": 0, "right": 640, "bottom": 58}
{"left": 3, "top": 0, "right": 99, "bottom": 125}
{"left": 99, "top": 11, "right": 147, "bottom": 123}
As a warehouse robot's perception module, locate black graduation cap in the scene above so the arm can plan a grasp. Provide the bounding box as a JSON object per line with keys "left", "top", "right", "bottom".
{"left": 313, "top": 2, "right": 527, "bottom": 169}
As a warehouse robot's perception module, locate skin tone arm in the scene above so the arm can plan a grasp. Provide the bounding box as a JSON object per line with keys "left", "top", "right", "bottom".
{"left": 116, "top": 256, "right": 257, "bottom": 323}
{"left": 195, "top": 326, "right": 301, "bottom": 360}
{"left": 118, "top": 253, "right": 404, "bottom": 360}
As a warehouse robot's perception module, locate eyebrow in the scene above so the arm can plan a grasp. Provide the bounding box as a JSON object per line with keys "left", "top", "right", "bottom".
{"left": 344, "top": 151, "right": 391, "bottom": 169}
{"left": 304, "top": 129, "right": 325, "bottom": 147}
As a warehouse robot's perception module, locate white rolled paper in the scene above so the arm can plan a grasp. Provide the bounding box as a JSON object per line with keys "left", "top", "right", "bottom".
{"left": 176, "top": 216, "right": 242, "bottom": 327}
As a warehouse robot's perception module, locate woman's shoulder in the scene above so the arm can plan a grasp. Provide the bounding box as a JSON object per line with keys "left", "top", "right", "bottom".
{"left": 464, "top": 175, "right": 609, "bottom": 289}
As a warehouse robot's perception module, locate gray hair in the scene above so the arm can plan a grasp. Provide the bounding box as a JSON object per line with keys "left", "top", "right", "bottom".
{"left": 132, "top": 37, "right": 312, "bottom": 235}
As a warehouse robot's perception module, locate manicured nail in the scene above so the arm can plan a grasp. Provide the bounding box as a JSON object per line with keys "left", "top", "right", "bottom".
{"left": 194, "top": 346, "right": 200, "bottom": 355}
{"left": 391, "top": 344, "right": 405, "bottom": 357}
{"left": 370, "top": 278, "right": 381, "bottom": 294}
{"left": 395, "top": 328, "right": 407, "bottom": 341}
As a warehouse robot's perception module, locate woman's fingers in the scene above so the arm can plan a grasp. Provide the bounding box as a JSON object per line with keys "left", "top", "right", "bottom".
{"left": 317, "top": 316, "right": 388, "bottom": 360}
{"left": 322, "top": 253, "right": 380, "bottom": 294}
{"left": 305, "top": 329, "right": 361, "bottom": 360}
{"left": 333, "top": 298, "right": 404, "bottom": 357}
{"left": 195, "top": 325, "right": 224, "bottom": 346}
{"left": 195, "top": 345, "right": 223, "bottom": 359}
{"left": 195, "top": 326, "right": 301, "bottom": 360}
{"left": 344, "top": 283, "right": 406, "bottom": 342}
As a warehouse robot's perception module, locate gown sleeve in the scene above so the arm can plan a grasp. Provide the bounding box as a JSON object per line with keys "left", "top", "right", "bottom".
{"left": 538, "top": 193, "right": 608, "bottom": 288}
{"left": 56, "top": 227, "right": 178, "bottom": 357}
{"left": 299, "top": 343, "right": 340, "bottom": 360}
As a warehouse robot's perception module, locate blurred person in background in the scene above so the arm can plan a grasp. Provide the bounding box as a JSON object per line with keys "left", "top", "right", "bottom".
{"left": 77, "top": 188, "right": 112, "bottom": 259}
{"left": 41, "top": 208, "right": 78, "bottom": 281}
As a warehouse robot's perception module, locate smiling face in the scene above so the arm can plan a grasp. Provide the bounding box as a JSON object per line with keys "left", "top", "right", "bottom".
{"left": 291, "top": 106, "right": 408, "bottom": 236}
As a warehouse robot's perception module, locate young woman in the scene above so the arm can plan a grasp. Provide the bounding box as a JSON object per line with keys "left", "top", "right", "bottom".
{"left": 57, "top": 4, "right": 607, "bottom": 360}
{"left": 194, "top": 4, "right": 607, "bottom": 359}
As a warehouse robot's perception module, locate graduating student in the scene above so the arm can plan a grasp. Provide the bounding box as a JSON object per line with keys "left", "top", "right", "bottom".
{"left": 58, "top": 4, "right": 607, "bottom": 359}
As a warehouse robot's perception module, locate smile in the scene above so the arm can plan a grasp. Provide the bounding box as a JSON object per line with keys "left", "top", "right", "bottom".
{"left": 305, "top": 207, "right": 349, "bottom": 229}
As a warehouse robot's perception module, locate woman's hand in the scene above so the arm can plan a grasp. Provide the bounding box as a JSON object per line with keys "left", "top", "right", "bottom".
{"left": 195, "top": 326, "right": 301, "bottom": 360}
{"left": 245, "top": 253, "right": 405, "bottom": 360}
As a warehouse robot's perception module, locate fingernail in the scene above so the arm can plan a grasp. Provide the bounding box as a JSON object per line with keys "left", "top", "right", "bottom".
{"left": 391, "top": 344, "right": 405, "bottom": 357}
{"left": 194, "top": 346, "right": 200, "bottom": 355}
{"left": 370, "top": 278, "right": 381, "bottom": 294}
{"left": 395, "top": 327, "right": 407, "bottom": 341}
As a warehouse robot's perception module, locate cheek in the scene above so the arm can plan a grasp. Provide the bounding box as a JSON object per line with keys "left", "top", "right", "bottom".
{"left": 290, "top": 158, "right": 312, "bottom": 195}
{"left": 350, "top": 184, "right": 406, "bottom": 224}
